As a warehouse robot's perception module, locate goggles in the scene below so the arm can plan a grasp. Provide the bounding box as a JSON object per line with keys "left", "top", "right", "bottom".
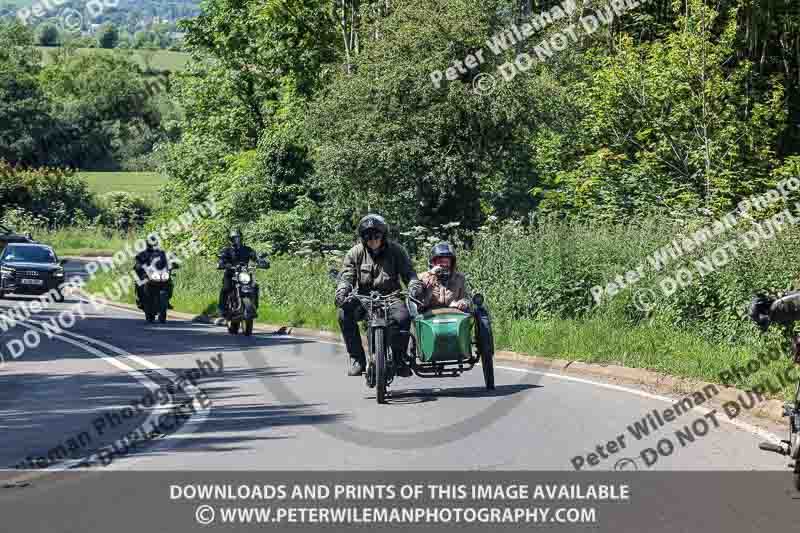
{"left": 362, "top": 229, "right": 383, "bottom": 241}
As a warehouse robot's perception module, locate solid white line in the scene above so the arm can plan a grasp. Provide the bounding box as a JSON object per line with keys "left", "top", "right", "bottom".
{"left": 29, "top": 318, "right": 214, "bottom": 470}
{"left": 227, "top": 324, "right": 787, "bottom": 445}
{"left": 9, "top": 319, "right": 172, "bottom": 471}
{"left": 12, "top": 315, "right": 211, "bottom": 471}
{"left": 59, "top": 296, "right": 789, "bottom": 447}
{"left": 494, "top": 364, "right": 784, "bottom": 444}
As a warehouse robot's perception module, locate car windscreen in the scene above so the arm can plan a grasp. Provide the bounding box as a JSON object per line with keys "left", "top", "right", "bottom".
{"left": 2, "top": 246, "right": 56, "bottom": 263}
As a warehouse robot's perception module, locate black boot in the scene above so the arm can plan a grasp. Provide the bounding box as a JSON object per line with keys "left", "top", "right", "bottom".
{"left": 217, "top": 289, "right": 226, "bottom": 316}
{"left": 392, "top": 331, "right": 412, "bottom": 377}
{"left": 348, "top": 356, "right": 366, "bottom": 376}
{"left": 396, "top": 362, "right": 412, "bottom": 377}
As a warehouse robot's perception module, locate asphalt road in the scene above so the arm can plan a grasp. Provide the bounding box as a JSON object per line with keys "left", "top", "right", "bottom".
{"left": 0, "top": 259, "right": 791, "bottom": 474}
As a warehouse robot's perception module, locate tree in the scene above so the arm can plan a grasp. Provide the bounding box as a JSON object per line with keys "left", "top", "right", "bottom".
{"left": 36, "top": 24, "right": 59, "bottom": 47}
{"left": 98, "top": 24, "right": 119, "bottom": 49}
{"left": 538, "top": 0, "right": 788, "bottom": 218}
{"left": 0, "top": 21, "right": 61, "bottom": 167}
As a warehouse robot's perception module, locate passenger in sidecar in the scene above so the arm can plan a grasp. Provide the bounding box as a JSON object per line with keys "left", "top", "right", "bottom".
{"left": 408, "top": 242, "right": 495, "bottom": 389}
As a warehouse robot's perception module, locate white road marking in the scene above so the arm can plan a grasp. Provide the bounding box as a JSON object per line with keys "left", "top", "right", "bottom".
{"left": 494, "top": 364, "right": 784, "bottom": 444}
{"left": 9, "top": 312, "right": 212, "bottom": 471}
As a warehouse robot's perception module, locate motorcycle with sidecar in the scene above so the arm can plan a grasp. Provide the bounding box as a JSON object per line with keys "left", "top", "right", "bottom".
{"left": 330, "top": 270, "right": 495, "bottom": 404}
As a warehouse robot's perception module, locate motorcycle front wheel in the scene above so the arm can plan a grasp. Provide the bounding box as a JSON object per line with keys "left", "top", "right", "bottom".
{"left": 242, "top": 297, "right": 255, "bottom": 336}
{"left": 374, "top": 328, "right": 387, "bottom": 404}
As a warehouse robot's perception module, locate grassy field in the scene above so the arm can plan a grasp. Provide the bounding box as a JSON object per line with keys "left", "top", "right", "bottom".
{"left": 80, "top": 171, "right": 168, "bottom": 206}
{"left": 36, "top": 227, "right": 134, "bottom": 257}
{"left": 36, "top": 47, "right": 190, "bottom": 72}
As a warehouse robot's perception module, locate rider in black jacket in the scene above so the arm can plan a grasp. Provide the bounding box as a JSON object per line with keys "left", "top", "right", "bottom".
{"left": 217, "top": 229, "right": 266, "bottom": 314}
{"left": 134, "top": 241, "right": 173, "bottom": 309}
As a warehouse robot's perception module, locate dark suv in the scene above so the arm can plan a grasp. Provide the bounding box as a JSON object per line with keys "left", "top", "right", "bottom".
{"left": 0, "top": 243, "right": 67, "bottom": 301}
{"left": 0, "top": 224, "right": 34, "bottom": 251}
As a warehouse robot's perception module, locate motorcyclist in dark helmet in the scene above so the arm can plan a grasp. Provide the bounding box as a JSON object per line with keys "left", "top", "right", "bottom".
{"left": 134, "top": 240, "right": 173, "bottom": 309}
{"left": 335, "top": 214, "right": 425, "bottom": 376}
{"left": 217, "top": 229, "right": 265, "bottom": 314}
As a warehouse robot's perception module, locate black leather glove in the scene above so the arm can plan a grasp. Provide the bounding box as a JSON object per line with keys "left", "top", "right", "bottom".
{"left": 408, "top": 280, "right": 424, "bottom": 301}
{"left": 335, "top": 285, "right": 352, "bottom": 308}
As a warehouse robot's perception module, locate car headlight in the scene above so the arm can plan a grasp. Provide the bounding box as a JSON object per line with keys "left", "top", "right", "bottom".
{"left": 238, "top": 272, "right": 251, "bottom": 284}
{"left": 54, "top": 267, "right": 64, "bottom": 277}
{"left": 0, "top": 266, "right": 14, "bottom": 276}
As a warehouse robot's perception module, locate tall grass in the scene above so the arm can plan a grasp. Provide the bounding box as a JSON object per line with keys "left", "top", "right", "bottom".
{"left": 81, "top": 227, "right": 799, "bottom": 398}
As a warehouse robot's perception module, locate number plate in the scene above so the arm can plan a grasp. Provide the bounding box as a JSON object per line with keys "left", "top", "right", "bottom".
{"left": 21, "top": 279, "right": 44, "bottom": 286}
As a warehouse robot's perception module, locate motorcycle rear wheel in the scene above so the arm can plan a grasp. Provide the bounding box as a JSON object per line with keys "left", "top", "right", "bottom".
{"left": 374, "top": 328, "right": 387, "bottom": 404}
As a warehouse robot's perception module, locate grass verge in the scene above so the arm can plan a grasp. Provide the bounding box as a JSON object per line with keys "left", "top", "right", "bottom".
{"left": 81, "top": 254, "right": 796, "bottom": 399}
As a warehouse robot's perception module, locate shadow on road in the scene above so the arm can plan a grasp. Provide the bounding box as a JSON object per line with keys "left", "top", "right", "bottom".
{"left": 384, "top": 383, "right": 540, "bottom": 402}
{"left": 0, "top": 349, "right": 346, "bottom": 469}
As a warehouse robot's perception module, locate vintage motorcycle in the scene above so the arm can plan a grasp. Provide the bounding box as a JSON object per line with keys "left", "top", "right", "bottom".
{"left": 331, "top": 270, "right": 495, "bottom": 404}
{"left": 220, "top": 259, "right": 268, "bottom": 336}
{"left": 140, "top": 263, "right": 178, "bottom": 324}
{"left": 751, "top": 291, "right": 800, "bottom": 490}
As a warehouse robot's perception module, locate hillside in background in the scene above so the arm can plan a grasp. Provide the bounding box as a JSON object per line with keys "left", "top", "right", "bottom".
{"left": 36, "top": 46, "right": 189, "bottom": 71}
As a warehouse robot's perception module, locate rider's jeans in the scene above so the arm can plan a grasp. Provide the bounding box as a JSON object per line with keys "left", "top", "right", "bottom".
{"left": 338, "top": 299, "right": 411, "bottom": 364}
{"left": 218, "top": 269, "right": 236, "bottom": 309}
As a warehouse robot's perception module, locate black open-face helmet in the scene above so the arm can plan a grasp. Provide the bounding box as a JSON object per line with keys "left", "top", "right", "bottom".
{"left": 429, "top": 241, "right": 457, "bottom": 269}
{"left": 357, "top": 214, "right": 388, "bottom": 246}
{"left": 229, "top": 228, "right": 242, "bottom": 249}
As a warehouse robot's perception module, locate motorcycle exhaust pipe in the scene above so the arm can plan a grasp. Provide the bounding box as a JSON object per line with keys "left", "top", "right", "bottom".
{"left": 759, "top": 441, "right": 789, "bottom": 455}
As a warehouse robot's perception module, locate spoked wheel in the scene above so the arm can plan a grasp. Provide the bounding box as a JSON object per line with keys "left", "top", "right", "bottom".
{"left": 374, "top": 328, "right": 387, "bottom": 404}
{"left": 794, "top": 461, "right": 800, "bottom": 492}
{"left": 478, "top": 318, "right": 495, "bottom": 390}
{"left": 228, "top": 320, "right": 240, "bottom": 334}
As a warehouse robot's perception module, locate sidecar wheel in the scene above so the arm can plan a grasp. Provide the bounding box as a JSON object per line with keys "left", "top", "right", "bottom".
{"left": 478, "top": 320, "right": 495, "bottom": 390}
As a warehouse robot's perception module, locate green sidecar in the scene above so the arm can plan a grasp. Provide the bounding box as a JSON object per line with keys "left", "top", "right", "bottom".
{"left": 408, "top": 303, "right": 495, "bottom": 390}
